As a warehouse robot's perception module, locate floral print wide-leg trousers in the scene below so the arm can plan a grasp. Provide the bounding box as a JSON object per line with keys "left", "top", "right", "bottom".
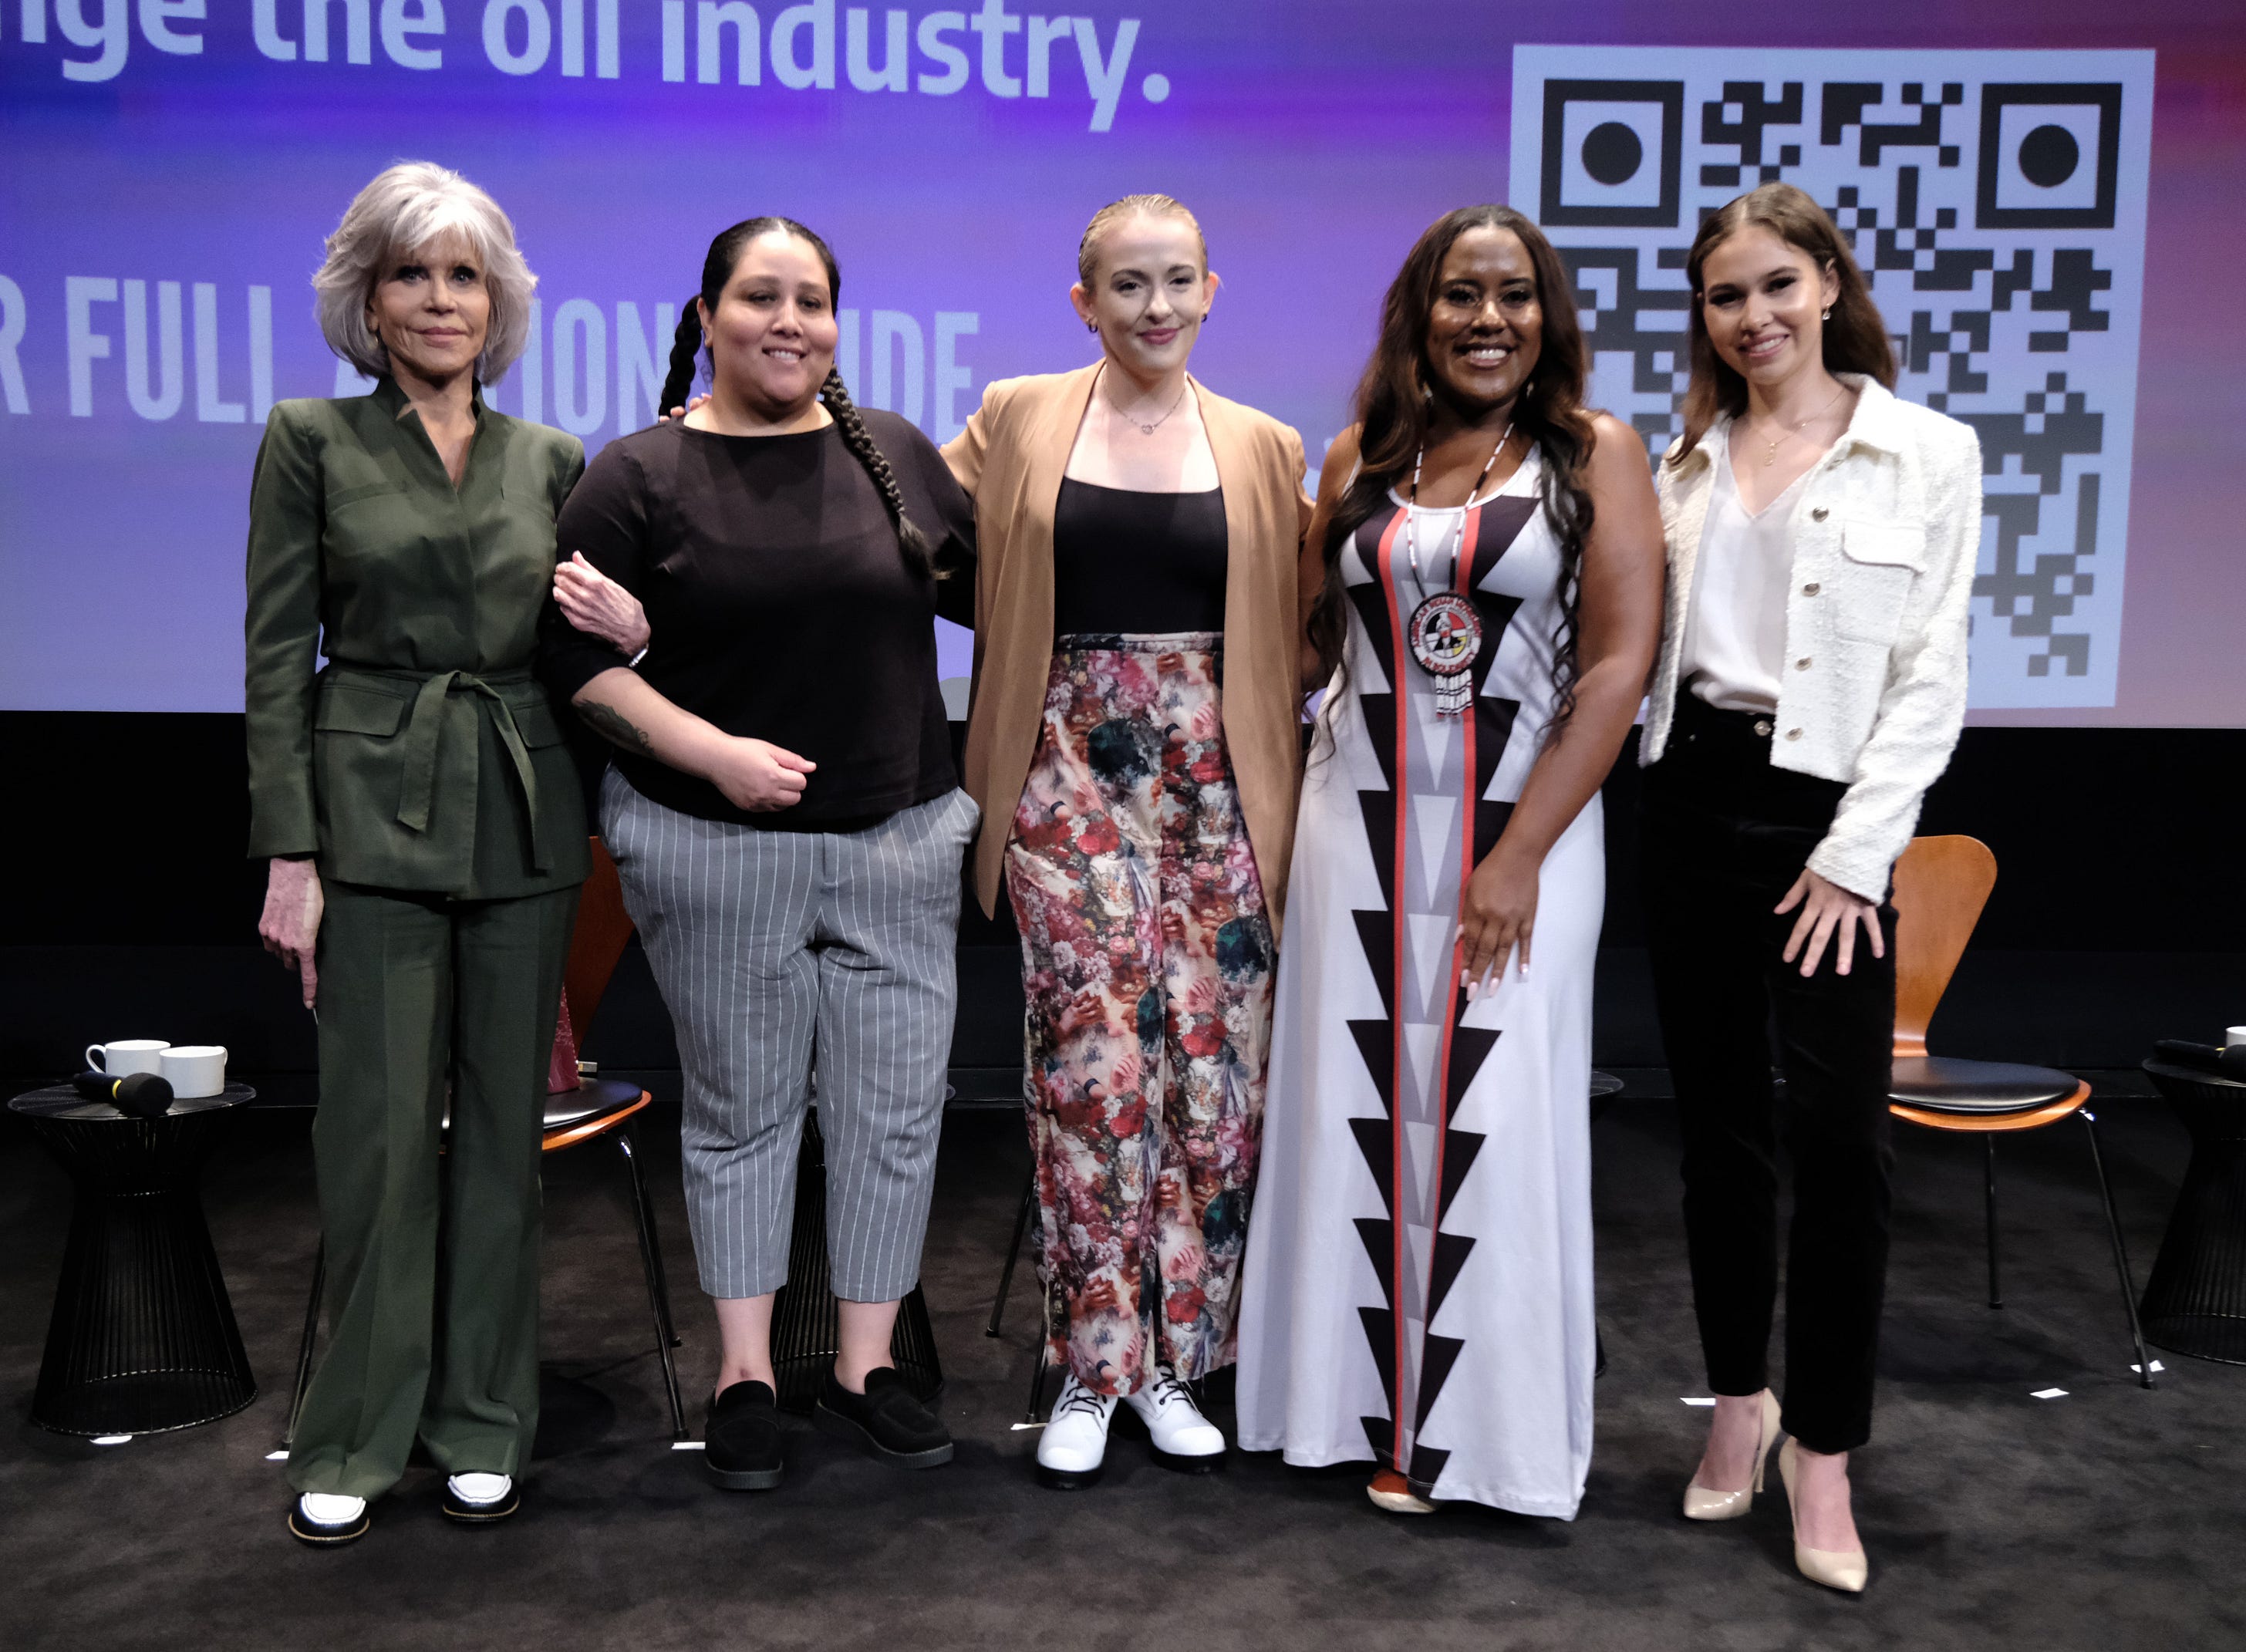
{"left": 1006, "top": 632, "right": 1276, "bottom": 1397}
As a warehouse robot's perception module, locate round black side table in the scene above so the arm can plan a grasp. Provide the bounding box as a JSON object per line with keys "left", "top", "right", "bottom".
{"left": 2137, "top": 1060, "right": 2246, "bottom": 1365}
{"left": 9, "top": 1081, "right": 258, "bottom": 1434}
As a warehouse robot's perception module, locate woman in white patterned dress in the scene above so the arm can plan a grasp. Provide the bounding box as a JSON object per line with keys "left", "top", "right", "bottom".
{"left": 1234, "top": 206, "right": 1661, "bottom": 1516}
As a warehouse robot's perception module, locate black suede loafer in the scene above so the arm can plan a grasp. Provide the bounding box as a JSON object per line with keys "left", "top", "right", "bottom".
{"left": 813, "top": 1367, "right": 954, "bottom": 1468}
{"left": 287, "top": 1492, "right": 370, "bottom": 1546}
{"left": 704, "top": 1380, "right": 785, "bottom": 1491}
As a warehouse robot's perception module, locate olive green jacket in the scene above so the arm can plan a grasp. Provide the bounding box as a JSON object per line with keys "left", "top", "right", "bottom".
{"left": 244, "top": 377, "right": 590, "bottom": 897}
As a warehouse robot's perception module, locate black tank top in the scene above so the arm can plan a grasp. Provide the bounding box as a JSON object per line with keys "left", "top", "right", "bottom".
{"left": 1051, "top": 477, "right": 1228, "bottom": 636}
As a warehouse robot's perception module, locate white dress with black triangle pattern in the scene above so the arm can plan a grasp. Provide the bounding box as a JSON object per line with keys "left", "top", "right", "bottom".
{"left": 1235, "top": 447, "right": 1599, "bottom": 1516}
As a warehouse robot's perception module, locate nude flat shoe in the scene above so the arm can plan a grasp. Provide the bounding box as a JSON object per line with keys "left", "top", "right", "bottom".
{"left": 1776, "top": 1438, "right": 1870, "bottom": 1593}
{"left": 1682, "top": 1388, "right": 1784, "bottom": 1521}
{"left": 1366, "top": 1467, "right": 1436, "bottom": 1514}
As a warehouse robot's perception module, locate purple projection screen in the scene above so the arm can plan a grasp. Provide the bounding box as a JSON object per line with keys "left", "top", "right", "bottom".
{"left": 2, "top": 4, "right": 2242, "bottom": 725}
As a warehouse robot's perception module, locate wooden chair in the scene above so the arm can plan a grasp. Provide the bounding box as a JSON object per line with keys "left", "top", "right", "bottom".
{"left": 1887, "top": 834, "right": 2154, "bottom": 1388}
{"left": 285, "top": 838, "right": 689, "bottom": 1445}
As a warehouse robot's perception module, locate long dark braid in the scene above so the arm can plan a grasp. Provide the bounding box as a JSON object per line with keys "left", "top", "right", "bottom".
{"left": 656, "top": 215, "right": 936, "bottom": 580}
{"left": 818, "top": 366, "right": 932, "bottom": 575}
{"left": 659, "top": 301, "right": 705, "bottom": 418}
{"left": 1306, "top": 204, "right": 1597, "bottom": 747}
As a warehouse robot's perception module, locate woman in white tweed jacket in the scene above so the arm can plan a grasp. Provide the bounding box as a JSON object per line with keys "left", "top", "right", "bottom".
{"left": 1638, "top": 184, "right": 1980, "bottom": 1595}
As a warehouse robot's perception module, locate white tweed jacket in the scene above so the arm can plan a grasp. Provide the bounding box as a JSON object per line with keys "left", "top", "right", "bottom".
{"left": 1641, "top": 375, "right": 1983, "bottom": 902}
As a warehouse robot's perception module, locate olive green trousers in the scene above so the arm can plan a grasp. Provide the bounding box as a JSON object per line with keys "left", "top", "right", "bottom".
{"left": 287, "top": 879, "right": 579, "bottom": 1500}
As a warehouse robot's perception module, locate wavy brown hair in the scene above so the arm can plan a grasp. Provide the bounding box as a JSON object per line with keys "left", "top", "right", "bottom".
{"left": 1306, "top": 204, "right": 1597, "bottom": 734}
{"left": 1675, "top": 183, "right": 1896, "bottom": 456}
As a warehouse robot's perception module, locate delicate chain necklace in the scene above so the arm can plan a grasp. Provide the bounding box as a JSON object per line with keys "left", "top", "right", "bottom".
{"left": 1745, "top": 383, "right": 1849, "bottom": 468}
{"left": 1104, "top": 368, "right": 1191, "bottom": 437}
{"left": 1399, "top": 421, "right": 1511, "bottom": 720}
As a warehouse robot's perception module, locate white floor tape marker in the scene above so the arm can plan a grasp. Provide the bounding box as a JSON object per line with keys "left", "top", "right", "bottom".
{"left": 2032, "top": 1387, "right": 2069, "bottom": 1399}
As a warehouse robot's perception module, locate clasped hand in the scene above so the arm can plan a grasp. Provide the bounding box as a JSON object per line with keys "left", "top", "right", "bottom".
{"left": 553, "top": 551, "right": 650, "bottom": 656}
{"left": 707, "top": 737, "right": 816, "bottom": 811}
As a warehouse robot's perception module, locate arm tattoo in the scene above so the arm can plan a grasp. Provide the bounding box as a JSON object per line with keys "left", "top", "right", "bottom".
{"left": 577, "top": 699, "right": 653, "bottom": 754}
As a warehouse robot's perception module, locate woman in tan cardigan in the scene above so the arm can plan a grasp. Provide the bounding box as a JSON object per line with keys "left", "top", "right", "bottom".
{"left": 944, "top": 194, "right": 1312, "bottom": 1489}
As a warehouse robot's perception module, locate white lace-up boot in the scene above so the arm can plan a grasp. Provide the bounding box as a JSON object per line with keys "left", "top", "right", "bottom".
{"left": 1036, "top": 1374, "right": 1118, "bottom": 1489}
{"left": 1122, "top": 1364, "right": 1226, "bottom": 1472}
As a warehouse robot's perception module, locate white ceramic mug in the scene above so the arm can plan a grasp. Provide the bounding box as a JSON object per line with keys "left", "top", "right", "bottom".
{"left": 86, "top": 1039, "right": 170, "bottom": 1077}
{"left": 160, "top": 1045, "right": 228, "bottom": 1099}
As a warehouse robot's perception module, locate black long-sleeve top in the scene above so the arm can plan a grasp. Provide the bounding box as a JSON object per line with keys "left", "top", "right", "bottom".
{"left": 538, "top": 411, "right": 976, "bottom": 830}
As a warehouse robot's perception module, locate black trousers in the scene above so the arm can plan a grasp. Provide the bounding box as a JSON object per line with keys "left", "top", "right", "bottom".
{"left": 1641, "top": 694, "right": 1897, "bottom": 1453}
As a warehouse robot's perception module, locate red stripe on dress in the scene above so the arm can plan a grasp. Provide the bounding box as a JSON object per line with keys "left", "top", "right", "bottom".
{"left": 1372, "top": 505, "right": 1412, "bottom": 1464}
{"left": 1425, "top": 501, "right": 1482, "bottom": 1367}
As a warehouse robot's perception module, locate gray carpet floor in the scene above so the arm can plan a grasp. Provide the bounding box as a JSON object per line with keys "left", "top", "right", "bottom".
{"left": 4, "top": 1085, "right": 2241, "bottom": 1651}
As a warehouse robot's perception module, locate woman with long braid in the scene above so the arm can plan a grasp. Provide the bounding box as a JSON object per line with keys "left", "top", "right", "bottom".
{"left": 537, "top": 217, "right": 977, "bottom": 1492}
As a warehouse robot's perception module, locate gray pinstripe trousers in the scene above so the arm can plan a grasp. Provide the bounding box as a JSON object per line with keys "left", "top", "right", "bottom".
{"left": 601, "top": 770, "right": 977, "bottom": 1302}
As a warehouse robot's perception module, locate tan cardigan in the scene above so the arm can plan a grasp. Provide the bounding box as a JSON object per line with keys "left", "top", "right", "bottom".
{"left": 942, "top": 363, "right": 1313, "bottom": 932}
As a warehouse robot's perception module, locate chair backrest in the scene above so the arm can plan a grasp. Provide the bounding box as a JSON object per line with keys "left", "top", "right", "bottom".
{"left": 1889, "top": 834, "right": 1998, "bottom": 1059}
{"left": 561, "top": 836, "right": 636, "bottom": 1050}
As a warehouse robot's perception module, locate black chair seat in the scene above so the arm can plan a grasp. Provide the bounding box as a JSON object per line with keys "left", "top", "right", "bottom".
{"left": 1890, "top": 1056, "right": 2082, "bottom": 1115}
{"left": 543, "top": 1077, "right": 648, "bottom": 1135}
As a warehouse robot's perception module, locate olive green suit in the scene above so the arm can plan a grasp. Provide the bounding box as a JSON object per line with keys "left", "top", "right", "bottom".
{"left": 245, "top": 377, "right": 589, "bottom": 1499}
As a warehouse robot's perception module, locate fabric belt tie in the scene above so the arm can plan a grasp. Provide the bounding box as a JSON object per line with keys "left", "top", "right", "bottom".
{"left": 393, "top": 669, "right": 551, "bottom": 873}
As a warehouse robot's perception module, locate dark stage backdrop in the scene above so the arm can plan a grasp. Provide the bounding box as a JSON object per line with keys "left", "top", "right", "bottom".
{"left": 2, "top": 5, "right": 2244, "bottom": 724}
{"left": 4, "top": 713, "right": 2241, "bottom": 1091}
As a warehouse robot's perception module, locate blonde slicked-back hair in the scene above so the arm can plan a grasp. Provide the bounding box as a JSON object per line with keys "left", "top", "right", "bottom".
{"left": 313, "top": 161, "right": 538, "bottom": 386}
{"left": 1076, "top": 193, "right": 1207, "bottom": 284}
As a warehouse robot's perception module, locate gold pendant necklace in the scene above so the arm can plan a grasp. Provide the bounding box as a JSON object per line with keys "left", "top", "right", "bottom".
{"left": 1110, "top": 373, "right": 1190, "bottom": 437}
{"left": 1755, "top": 384, "right": 1850, "bottom": 467}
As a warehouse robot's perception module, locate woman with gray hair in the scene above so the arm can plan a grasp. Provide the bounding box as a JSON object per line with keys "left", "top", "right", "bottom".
{"left": 246, "top": 160, "right": 588, "bottom": 1546}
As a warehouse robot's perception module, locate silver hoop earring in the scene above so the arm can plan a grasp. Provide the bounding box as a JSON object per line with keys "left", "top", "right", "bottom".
{"left": 1821, "top": 308, "right": 1832, "bottom": 321}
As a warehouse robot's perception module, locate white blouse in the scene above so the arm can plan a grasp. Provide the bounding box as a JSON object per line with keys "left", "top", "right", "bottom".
{"left": 1678, "top": 442, "right": 1806, "bottom": 715}
{"left": 1641, "top": 376, "right": 1985, "bottom": 903}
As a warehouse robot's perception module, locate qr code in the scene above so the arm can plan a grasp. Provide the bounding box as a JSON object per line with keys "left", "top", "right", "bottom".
{"left": 1509, "top": 47, "right": 2154, "bottom": 710}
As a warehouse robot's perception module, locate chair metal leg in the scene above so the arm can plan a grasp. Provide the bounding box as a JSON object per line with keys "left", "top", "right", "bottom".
{"left": 1985, "top": 1136, "right": 2004, "bottom": 1309}
{"left": 615, "top": 1128, "right": 688, "bottom": 1438}
{"left": 1022, "top": 1344, "right": 1050, "bottom": 1425}
{"left": 284, "top": 1239, "right": 325, "bottom": 1449}
{"left": 986, "top": 1173, "right": 1036, "bottom": 1338}
{"left": 2080, "top": 1109, "right": 2156, "bottom": 1391}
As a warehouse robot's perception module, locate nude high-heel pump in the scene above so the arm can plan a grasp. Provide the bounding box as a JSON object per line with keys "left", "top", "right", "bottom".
{"left": 1682, "top": 1388, "right": 1782, "bottom": 1521}
{"left": 1776, "top": 1438, "right": 1870, "bottom": 1593}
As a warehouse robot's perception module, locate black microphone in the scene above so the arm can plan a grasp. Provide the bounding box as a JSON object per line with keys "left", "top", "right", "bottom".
{"left": 73, "top": 1070, "right": 174, "bottom": 1118}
